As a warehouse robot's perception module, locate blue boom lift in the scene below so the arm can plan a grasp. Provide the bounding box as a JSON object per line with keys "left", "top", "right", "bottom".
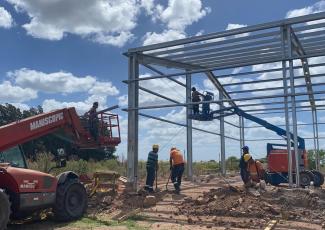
{"left": 189, "top": 92, "right": 324, "bottom": 187}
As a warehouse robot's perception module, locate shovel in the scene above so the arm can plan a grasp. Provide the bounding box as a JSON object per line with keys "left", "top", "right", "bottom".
{"left": 165, "top": 171, "right": 171, "bottom": 191}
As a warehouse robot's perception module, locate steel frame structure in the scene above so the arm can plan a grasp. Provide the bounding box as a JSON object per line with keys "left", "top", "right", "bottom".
{"left": 125, "top": 12, "right": 325, "bottom": 189}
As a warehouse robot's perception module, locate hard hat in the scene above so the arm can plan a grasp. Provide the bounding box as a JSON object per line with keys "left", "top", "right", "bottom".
{"left": 152, "top": 144, "right": 159, "bottom": 149}
{"left": 170, "top": 147, "right": 177, "bottom": 151}
{"left": 191, "top": 87, "right": 196, "bottom": 91}
{"left": 242, "top": 146, "right": 249, "bottom": 151}
{"left": 93, "top": 101, "right": 98, "bottom": 106}
{"left": 243, "top": 154, "right": 252, "bottom": 162}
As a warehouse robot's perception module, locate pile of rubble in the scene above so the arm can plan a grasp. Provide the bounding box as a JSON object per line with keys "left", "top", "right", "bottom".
{"left": 178, "top": 185, "right": 325, "bottom": 227}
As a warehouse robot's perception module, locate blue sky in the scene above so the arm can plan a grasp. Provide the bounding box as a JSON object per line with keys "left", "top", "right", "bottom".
{"left": 0, "top": 0, "right": 324, "bottom": 161}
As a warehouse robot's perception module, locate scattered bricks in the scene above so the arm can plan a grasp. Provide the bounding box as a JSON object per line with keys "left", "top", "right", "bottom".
{"left": 143, "top": 195, "right": 156, "bottom": 207}
{"left": 196, "top": 196, "right": 209, "bottom": 205}
{"left": 238, "top": 197, "right": 243, "bottom": 204}
{"left": 102, "top": 196, "right": 112, "bottom": 205}
{"left": 322, "top": 222, "right": 325, "bottom": 229}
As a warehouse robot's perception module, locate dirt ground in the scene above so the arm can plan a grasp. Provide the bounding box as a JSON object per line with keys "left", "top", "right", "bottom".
{"left": 8, "top": 175, "right": 325, "bottom": 230}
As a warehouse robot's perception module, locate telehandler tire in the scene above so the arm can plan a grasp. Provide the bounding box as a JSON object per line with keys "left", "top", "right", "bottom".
{"left": 53, "top": 178, "right": 87, "bottom": 221}
{"left": 0, "top": 190, "right": 10, "bottom": 230}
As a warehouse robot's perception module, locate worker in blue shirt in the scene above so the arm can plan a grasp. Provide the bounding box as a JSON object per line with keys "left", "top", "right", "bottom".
{"left": 145, "top": 144, "right": 159, "bottom": 192}
{"left": 239, "top": 146, "right": 250, "bottom": 184}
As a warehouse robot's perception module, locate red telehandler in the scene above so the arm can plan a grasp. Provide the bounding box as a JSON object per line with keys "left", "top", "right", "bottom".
{"left": 0, "top": 106, "right": 121, "bottom": 229}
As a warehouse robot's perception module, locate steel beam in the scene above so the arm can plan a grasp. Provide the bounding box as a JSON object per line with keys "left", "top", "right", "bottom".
{"left": 139, "top": 86, "right": 181, "bottom": 104}
{"left": 281, "top": 26, "right": 293, "bottom": 187}
{"left": 291, "top": 28, "right": 315, "bottom": 109}
{"left": 142, "top": 63, "right": 186, "bottom": 87}
{"left": 219, "top": 92, "right": 226, "bottom": 175}
{"left": 127, "top": 54, "right": 139, "bottom": 190}
{"left": 128, "top": 11, "right": 325, "bottom": 53}
{"left": 287, "top": 26, "right": 300, "bottom": 186}
{"left": 186, "top": 72, "right": 193, "bottom": 180}
{"left": 138, "top": 113, "right": 239, "bottom": 141}
{"left": 124, "top": 89, "right": 325, "bottom": 111}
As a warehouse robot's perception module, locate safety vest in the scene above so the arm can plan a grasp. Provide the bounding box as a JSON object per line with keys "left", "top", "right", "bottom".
{"left": 247, "top": 160, "right": 264, "bottom": 182}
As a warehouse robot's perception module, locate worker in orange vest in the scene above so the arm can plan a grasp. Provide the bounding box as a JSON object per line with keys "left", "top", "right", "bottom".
{"left": 243, "top": 154, "right": 265, "bottom": 187}
{"left": 170, "top": 147, "right": 185, "bottom": 194}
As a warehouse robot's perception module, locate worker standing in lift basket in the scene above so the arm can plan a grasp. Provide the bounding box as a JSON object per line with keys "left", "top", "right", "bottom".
{"left": 191, "top": 87, "right": 204, "bottom": 115}
{"left": 239, "top": 146, "right": 250, "bottom": 184}
{"left": 170, "top": 147, "right": 185, "bottom": 194}
{"left": 145, "top": 144, "right": 159, "bottom": 192}
{"left": 243, "top": 154, "right": 265, "bottom": 188}
{"left": 85, "top": 102, "right": 99, "bottom": 142}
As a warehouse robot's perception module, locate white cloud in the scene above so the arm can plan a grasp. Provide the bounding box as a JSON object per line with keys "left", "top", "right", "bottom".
{"left": 8, "top": 68, "right": 119, "bottom": 95}
{"left": 138, "top": 74, "right": 186, "bottom": 106}
{"left": 142, "top": 0, "right": 210, "bottom": 45}
{"left": 140, "top": 0, "right": 155, "bottom": 15}
{"left": 226, "top": 23, "right": 249, "bottom": 38}
{"left": 0, "top": 6, "right": 13, "bottom": 28}
{"left": 286, "top": 1, "right": 325, "bottom": 18}
{"left": 0, "top": 81, "right": 37, "bottom": 103}
{"left": 11, "top": 103, "right": 30, "bottom": 111}
{"left": 156, "top": 0, "right": 210, "bottom": 31}
{"left": 42, "top": 94, "right": 108, "bottom": 115}
{"left": 143, "top": 29, "right": 186, "bottom": 46}
{"left": 6, "top": 0, "right": 140, "bottom": 46}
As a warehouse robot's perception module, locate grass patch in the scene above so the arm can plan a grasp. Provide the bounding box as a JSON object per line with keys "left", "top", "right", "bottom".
{"left": 67, "top": 216, "right": 149, "bottom": 230}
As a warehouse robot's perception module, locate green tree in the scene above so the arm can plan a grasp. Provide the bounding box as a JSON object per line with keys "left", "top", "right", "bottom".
{"left": 226, "top": 156, "right": 239, "bottom": 171}
{"left": 307, "top": 149, "right": 325, "bottom": 169}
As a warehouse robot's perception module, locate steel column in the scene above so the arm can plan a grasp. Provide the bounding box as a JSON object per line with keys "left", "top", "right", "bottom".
{"left": 127, "top": 54, "right": 139, "bottom": 190}
{"left": 312, "top": 109, "right": 319, "bottom": 170}
{"left": 219, "top": 92, "right": 226, "bottom": 175}
{"left": 287, "top": 27, "right": 300, "bottom": 186}
{"left": 241, "top": 116, "right": 245, "bottom": 148}
{"left": 313, "top": 109, "right": 321, "bottom": 170}
{"left": 186, "top": 72, "right": 193, "bottom": 180}
{"left": 239, "top": 116, "right": 243, "bottom": 155}
{"left": 281, "top": 26, "right": 293, "bottom": 187}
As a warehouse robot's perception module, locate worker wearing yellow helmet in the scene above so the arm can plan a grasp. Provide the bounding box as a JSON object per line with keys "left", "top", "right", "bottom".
{"left": 243, "top": 153, "right": 265, "bottom": 187}
{"left": 145, "top": 144, "right": 159, "bottom": 192}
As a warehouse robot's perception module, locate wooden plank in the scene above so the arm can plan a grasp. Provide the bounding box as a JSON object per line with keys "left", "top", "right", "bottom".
{"left": 117, "top": 208, "right": 142, "bottom": 222}
{"left": 264, "top": 220, "right": 278, "bottom": 230}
